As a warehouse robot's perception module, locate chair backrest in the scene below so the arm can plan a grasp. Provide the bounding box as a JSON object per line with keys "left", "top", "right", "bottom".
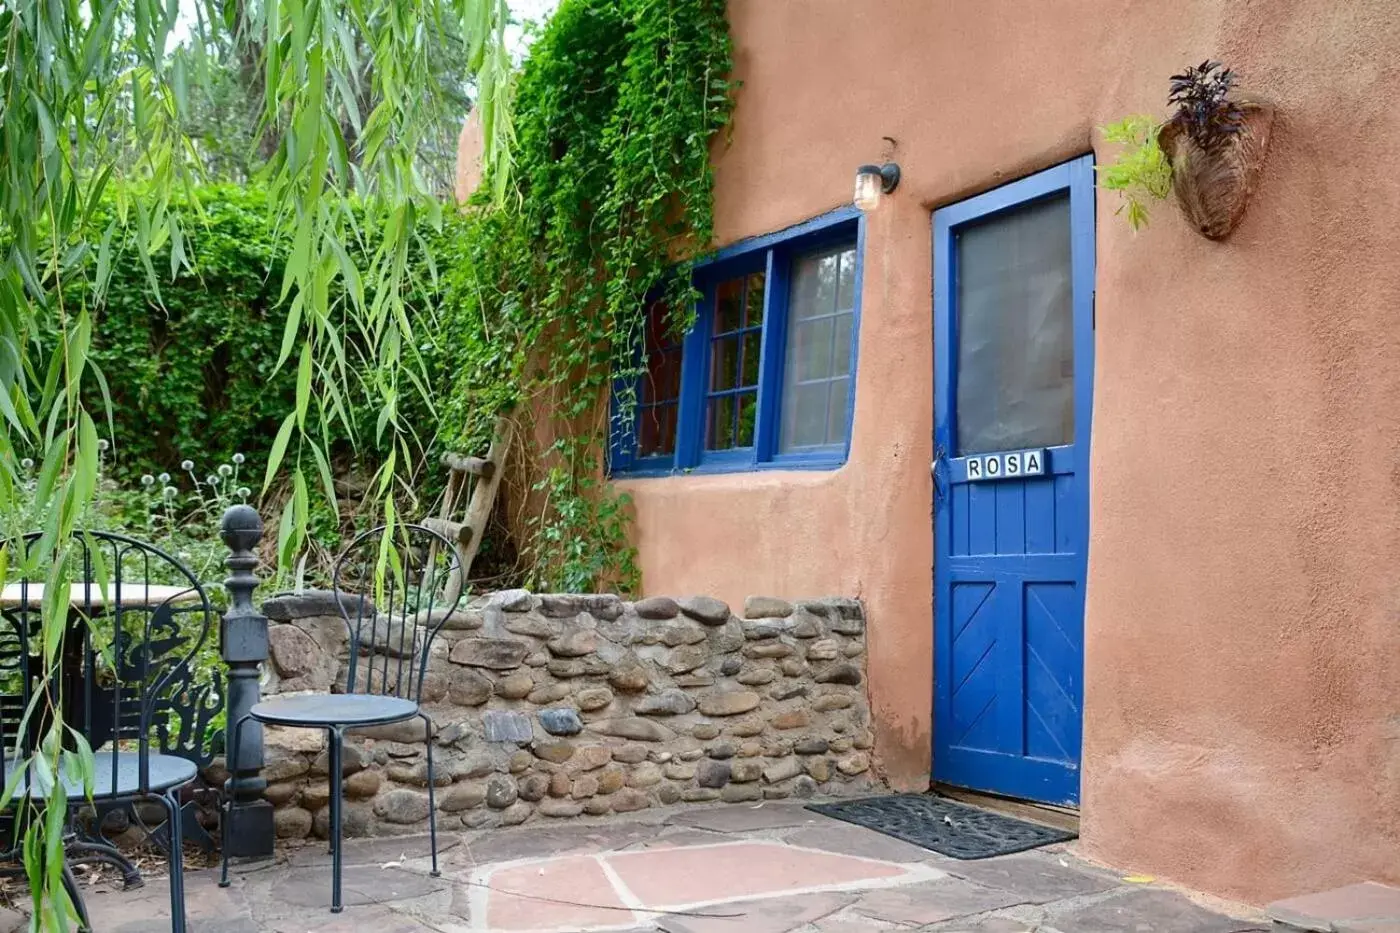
{"left": 333, "top": 523, "right": 463, "bottom": 703}
{"left": 0, "top": 530, "right": 221, "bottom": 795}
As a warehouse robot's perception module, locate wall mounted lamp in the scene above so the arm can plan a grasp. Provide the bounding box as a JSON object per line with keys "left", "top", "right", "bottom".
{"left": 854, "top": 162, "right": 901, "bottom": 212}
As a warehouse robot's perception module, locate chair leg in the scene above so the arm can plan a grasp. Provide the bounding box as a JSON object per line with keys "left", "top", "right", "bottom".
{"left": 219, "top": 714, "right": 252, "bottom": 889}
{"left": 329, "top": 727, "right": 345, "bottom": 914}
{"left": 61, "top": 860, "right": 92, "bottom": 933}
{"left": 420, "top": 712, "right": 439, "bottom": 878}
{"left": 161, "top": 790, "right": 188, "bottom": 933}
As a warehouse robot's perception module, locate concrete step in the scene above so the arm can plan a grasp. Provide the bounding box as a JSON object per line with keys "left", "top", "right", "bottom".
{"left": 1267, "top": 881, "right": 1400, "bottom": 932}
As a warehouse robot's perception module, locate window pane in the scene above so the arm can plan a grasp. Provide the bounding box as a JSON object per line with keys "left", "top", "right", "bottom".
{"left": 832, "top": 314, "right": 853, "bottom": 376}
{"left": 791, "top": 318, "right": 833, "bottom": 381}
{"left": 744, "top": 272, "right": 766, "bottom": 328}
{"left": 826, "top": 377, "right": 851, "bottom": 445}
{"left": 707, "top": 396, "right": 736, "bottom": 450}
{"left": 782, "top": 383, "right": 829, "bottom": 449}
{"left": 639, "top": 404, "right": 678, "bottom": 457}
{"left": 955, "top": 194, "right": 1074, "bottom": 455}
{"left": 800, "top": 252, "right": 840, "bottom": 318}
{"left": 711, "top": 335, "right": 740, "bottom": 391}
{"left": 644, "top": 347, "right": 683, "bottom": 404}
{"left": 835, "top": 249, "right": 857, "bottom": 311}
{"left": 644, "top": 306, "right": 668, "bottom": 353}
{"left": 742, "top": 330, "right": 762, "bottom": 387}
{"left": 736, "top": 392, "right": 757, "bottom": 447}
{"left": 780, "top": 243, "right": 858, "bottom": 453}
{"left": 716, "top": 279, "right": 744, "bottom": 333}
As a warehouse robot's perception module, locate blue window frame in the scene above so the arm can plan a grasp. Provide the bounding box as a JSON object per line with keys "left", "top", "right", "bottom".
{"left": 611, "top": 207, "right": 865, "bottom": 475}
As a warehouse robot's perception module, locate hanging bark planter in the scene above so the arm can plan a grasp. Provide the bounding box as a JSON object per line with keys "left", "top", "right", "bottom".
{"left": 1157, "top": 97, "right": 1275, "bottom": 241}
{"left": 1097, "top": 61, "right": 1274, "bottom": 238}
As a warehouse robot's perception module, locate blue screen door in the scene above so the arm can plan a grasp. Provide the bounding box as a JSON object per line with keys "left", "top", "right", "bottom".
{"left": 932, "top": 156, "right": 1095, "bottom": 806}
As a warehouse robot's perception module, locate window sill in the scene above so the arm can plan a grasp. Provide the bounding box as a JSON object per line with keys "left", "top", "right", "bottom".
{"left": 611, "top": 449, "right": 849, "bottom": 479}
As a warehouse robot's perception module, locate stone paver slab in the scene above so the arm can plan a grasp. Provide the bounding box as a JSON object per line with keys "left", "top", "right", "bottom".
{"left": 285, "top": 833, "right": 461, "bottom": 869}
{"left": 922, "top": 918, "right": 1038, "bottom": 932}
{"left": 849, "top": 876, "right": 1025, "bottom": 925}
{"left": 457, "top": 821, "right": 658, "bottom": 866}
{"left": 485, "top": 853, "right": 636, "bottom": 931}
{"left": 607, "top": 841, "right": 916, "bottom": 908}
{"left": 1269, "top": 883, "right": 1400, "bottom": 932}
{"left": 658, "top": 892, "right": 856, "bottom": 933}
{"left": 946, "top": 853, "right": 1116, "bottom": 903}
{"left": 262, "top": 905, "right": 434, "bottom": 933}
{"left": 1043, "top": 888, "right": 1245, "bottom": 933}
{"left": 668, "top": 804, "right": 827, "bottom": 834}
{"left": 627, "top": 828, "right": 732, "bottom": 851}
{"left": 269, "top": 863, "right": 449, "bottom": 909}
{"left": 807, "top": 916, "right": 909, "bottom": 932}
{"left": 92, "top": 870, "right": 260, "bottom": 933}
{"left": 786, "top": 820, "right": 947, "bottom": 864}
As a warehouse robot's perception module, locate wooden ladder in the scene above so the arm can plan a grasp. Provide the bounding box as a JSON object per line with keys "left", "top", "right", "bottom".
{"left": 423, "top": 417, "right": 512, "bottom": 605}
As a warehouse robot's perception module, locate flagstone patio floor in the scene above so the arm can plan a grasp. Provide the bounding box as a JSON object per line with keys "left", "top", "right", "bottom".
{"left": 82, "top": 803, "right": 1267, "bottom": 932}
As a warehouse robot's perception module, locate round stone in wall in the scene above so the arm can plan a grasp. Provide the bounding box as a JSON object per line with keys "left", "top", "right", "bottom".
{"left": 743, "top": 596, "right": 793, "bottom": 619}
{"left": 635, "top": 690, "right": 697, "bottom": 717}
{"left": 577, "top": 687, "right": 614, "bottom": 711}
{"left": 679, "top": 596, "right": 730, "bottom": 625}
{"left": 538, "top": 707, "right": 584, "bottom": 736}
{"left": 697, "top": 691, "right": 761, "bottom": 717}
{"left": 486, "top": 777, "right": 518, "bottom": 809}
{"left": 696, "top": 759, "right": 731, "bottom": 788}
{"left": 633, "top": 596, "right": 681, "bottom": 619}
{"left": 374, "top": 789, "right": 431, "bottom": 824}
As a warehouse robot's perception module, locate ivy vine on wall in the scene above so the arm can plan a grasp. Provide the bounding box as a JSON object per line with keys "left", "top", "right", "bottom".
{"left": 432, "top": 0, "right": 735, "bottom": 592}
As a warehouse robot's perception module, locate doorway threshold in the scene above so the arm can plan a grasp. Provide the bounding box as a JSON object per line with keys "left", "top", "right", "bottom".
{"left": 932, "top": 784, "right": 1081, "bottom": 835}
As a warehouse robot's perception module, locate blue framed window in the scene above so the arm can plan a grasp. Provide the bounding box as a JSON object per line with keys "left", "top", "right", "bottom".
{"left": 611, "top": 208, "right": 864, "bottom": 475}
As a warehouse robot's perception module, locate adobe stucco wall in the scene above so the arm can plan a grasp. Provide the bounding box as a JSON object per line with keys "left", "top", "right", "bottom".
{"left": 458, "top": 0, "right": 1400, "bottom": 905}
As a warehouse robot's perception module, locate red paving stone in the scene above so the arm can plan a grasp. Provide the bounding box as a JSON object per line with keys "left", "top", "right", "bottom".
{"left": 484, "top": 854, "right": 636, "bottom": 931}
{"left": 470, "top": 839, "right": 939, "bottom": 931}
{"left": 604, "top": 841, "right": 913, "bottom": 908}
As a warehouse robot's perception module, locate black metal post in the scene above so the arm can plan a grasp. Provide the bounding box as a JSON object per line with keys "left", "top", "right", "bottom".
{"left": 219, "top": 504, "right": 274, "bottom": 858}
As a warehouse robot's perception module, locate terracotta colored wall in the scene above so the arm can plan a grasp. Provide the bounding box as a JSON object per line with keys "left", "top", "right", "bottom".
{"left": 457, "top": 0, "right": 1400, "bottom": 903}
{"left": 618, "top": 0, "right": 1400, "bottom": 905}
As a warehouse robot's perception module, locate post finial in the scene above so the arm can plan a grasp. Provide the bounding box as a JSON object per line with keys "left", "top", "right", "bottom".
{"left": 220, "top": 504, "right": 264, "bottom": 553}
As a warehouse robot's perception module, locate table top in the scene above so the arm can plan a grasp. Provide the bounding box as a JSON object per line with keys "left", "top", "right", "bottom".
{"left": 0, "top": 582, "right": 201, "bottom": 609}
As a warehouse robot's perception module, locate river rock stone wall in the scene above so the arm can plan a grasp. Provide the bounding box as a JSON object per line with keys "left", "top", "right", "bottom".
{"left": 254, "top": 590, "right": 876, "bottom": 838}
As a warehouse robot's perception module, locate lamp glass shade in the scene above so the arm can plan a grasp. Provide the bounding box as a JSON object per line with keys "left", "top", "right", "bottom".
{"left": 854, "top": 169, "right": 883, "bottom": 212}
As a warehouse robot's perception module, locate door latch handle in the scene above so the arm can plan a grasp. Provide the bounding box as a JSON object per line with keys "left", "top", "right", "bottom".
{"left": 931, "top": 445, "right": 948, "bottom": 502}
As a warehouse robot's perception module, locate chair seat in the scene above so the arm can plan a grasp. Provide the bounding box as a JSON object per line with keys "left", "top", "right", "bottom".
{"left": 6, "top": 751, "right": 197, "bottom": 799}
{"left": 250, "top": 693, "right": 419, "bottom": 728}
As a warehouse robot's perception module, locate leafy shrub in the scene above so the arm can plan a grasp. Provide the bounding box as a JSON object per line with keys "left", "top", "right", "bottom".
{"left": 71, "top": 186, "right": 430, "bottom": 490}
{"left": 73, "top": 187, "right": 304, "bottom": 478}
{"left": 1097, "top": 116, "right": 1174, "bottom": 231}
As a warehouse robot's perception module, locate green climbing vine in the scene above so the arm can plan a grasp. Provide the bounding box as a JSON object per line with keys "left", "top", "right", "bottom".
{"left": 432, "top": 0, "right": 734, "bottom": 592}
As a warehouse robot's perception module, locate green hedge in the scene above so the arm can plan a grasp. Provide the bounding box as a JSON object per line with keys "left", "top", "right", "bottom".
{"left": 79, "top": 185, "right": 440, "bottom": 485}
{"left": 84, "top": 186, "right": 310, "bottom": 478}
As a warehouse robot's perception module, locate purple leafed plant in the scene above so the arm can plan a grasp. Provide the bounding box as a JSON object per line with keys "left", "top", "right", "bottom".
{"left": 1167, "top": 60, "right": 1245, "bottom": 151}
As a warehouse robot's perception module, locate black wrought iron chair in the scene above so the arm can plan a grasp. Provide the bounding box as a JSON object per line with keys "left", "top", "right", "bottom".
{"left": 0, "top": 530, "right": 222, "bottom": 933}
{"left": 220, "top": 523, "right": 462, "bottom": 913}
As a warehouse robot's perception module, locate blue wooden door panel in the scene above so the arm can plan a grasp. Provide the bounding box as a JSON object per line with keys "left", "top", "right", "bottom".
{"left": 933, "top": 156, "right": 1095, "bottom": 806}
{"left": 1023, "top": 581, "right": 1083, "bottom": 764}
